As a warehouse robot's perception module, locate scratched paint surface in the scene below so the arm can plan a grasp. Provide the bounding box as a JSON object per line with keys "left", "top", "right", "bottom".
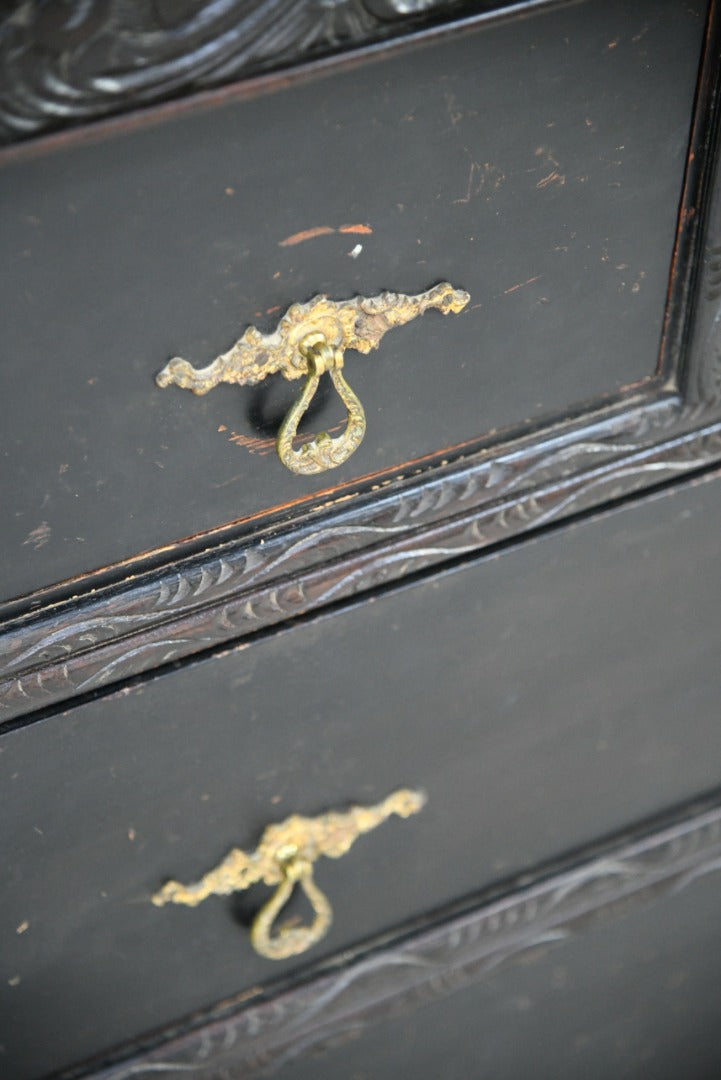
{"left": 0, "top": 0, "right": 706, "bottom": 603}
{"left": 3, "top": 471, "right": 721, "bottom": 1076}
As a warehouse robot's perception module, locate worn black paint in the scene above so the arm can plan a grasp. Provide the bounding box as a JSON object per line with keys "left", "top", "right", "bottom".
{"left": 0, "top": 0, "right": 705, "bottom": 601}
{"left": 1, "top": 2, "right": 720, "bottom": 1077}
{"left": 3, "top": 469, "right": 721, "bottom": 1077}
{"left": 273, "top": 870, "right": 721, "bottom": 1080}
{"left": 61, "top": 796, "right": 721, "bottom": 1078}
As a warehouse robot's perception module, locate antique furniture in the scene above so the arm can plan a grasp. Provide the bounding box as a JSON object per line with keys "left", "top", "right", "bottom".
{"left": 2, "top": 1, "right": 721, "bottom": 1076}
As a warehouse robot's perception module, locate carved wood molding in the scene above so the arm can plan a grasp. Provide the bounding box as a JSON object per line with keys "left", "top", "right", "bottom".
{"left": 60, "top": 796, "right": 721, "bottom": 1079}
{"left": 0, "top": 0, "right": 489, "bottom": 143}
{"left": 0, "top": 1, "right": 720, "bottom": 725}
{"left": 0, "top": 394, "right": 708, "bottom": 723}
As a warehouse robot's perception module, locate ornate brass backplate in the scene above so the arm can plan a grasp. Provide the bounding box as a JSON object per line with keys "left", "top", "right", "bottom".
{"left": 152, "top": 788, "right": 426, "bottom": 960}
{"left": 156, "top": 283, "right": 469, "bottom": 475}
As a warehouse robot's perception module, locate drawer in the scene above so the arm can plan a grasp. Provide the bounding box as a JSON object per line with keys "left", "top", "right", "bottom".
{"left": 270, "top": 865, "right": 721, "bottom": 1080}
{"left": 4, "top": 469, "right": 721, "bottom": 1078}
{"left": 0, "top": 0, "right": 705, "bottom": 605}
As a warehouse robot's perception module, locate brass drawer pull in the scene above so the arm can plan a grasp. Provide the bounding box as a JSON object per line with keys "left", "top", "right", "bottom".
{"left": 152, "top": 788, "right": 426, "bottom": 960}
{"left": 156, "top": 283, "right": 469, "bottom": 476}
{"left": 276, "top": 334, "right": 366, "bottom": 475}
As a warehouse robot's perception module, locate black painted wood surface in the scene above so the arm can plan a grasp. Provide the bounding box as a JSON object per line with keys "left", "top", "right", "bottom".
{"left": 94, "top": 797, "right": 721, "bottom": 1080}
{"left": 2, "top": 3, "right": 720, "bottom": 1078}
{"left": 4, "top": 466, "right": 721, "bottom": 1078}
{"left": 0, "top": 0, "right": 705, "bottom": 603}
{"left": 271, "top": 853, "right": 721, "bottom": 1080}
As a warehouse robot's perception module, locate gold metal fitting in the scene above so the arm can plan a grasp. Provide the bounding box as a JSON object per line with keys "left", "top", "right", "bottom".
{"left": 156, "top": 283, "right": 469, "bottom": 476}
{"left": 152, "top": 788, "right": 426, "bottom": 960}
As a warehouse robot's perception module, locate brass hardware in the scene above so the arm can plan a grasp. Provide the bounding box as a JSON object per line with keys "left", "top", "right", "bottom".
{"left": 156, "top": 283, "right": 469, "bottom": 476}
{"left": 152, "top": 788, "right": 426, "bottom": 961}
{"left": 276, "top": 335, "right": 366, "bottom": 475}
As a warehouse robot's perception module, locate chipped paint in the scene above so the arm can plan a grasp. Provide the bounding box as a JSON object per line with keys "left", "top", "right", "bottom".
{"left": 22, "top": 522, "right": 51, "bottom": 550}
{"left": 229, "top": 422, "right": 346, "bottom": 458}
{"left": 536, "top": 170, "right": 565, "bottom": 189}
{"left": 454, "top": 161, "right": 505, "bottom": 205}
{"left": 503, "top": 275, "right": 541, "bottom": 295}
{"left": 228, "top": 432, "right": 278, "bottom": 456}
{"left": 278, "top": 224, "right": 372, "bottom": 246}
{"left": 278, "top": 226, "right": 335, "bottom": 247}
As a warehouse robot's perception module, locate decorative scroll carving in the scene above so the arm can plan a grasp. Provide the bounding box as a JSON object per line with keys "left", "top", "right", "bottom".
{"left": 0, "top": 393, "right": 715, "bottom": 724}
{"left": 0, "top": 3, "right": 720, "bottom": 723}
{"left": 80, "top": 799, "right": 721, "bottom": 1079}
{"left": 0, "top": 0, "right": 467, "bottom": 142}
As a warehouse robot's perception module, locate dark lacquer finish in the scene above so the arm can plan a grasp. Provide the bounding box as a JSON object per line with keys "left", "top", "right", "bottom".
{"left": 0, "top": 0, "right": 704, "bottom": 603}
{"left": 3, "top": 3, "right": 721, "bottom": 1078}
{"left": 268, "top": 842, "right": 721, "bottom": 1080}
{"left": 4, "top": 467, "right": 721, "bottom": 1078}
{"left": 79, "top": 796, "right": 721, "bottom": 1080}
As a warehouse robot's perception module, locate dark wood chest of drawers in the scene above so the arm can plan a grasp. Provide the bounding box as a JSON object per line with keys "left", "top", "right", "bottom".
{"left": 2, "top": 1, "right": 721, "bottom": 1077}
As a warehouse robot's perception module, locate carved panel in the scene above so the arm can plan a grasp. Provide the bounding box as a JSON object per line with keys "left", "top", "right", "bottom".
{"left": 0, "top": 0, "right": 474, "bottom": 142}
{"left": 0, "top": 393, "right": 711, "bottom": 722}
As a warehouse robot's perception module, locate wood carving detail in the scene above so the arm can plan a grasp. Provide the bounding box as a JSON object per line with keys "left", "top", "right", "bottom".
{"left": 0, "top": 0, "right": 467, "bottom": 142}
{"left": 1, "top": 2, "right": 721, "bottom": 723}
{"left": 71, "top": 799, "right": 721, "bottom": 1079}
{"left": 2, "top": 395, "right": 721, "bottom": 723}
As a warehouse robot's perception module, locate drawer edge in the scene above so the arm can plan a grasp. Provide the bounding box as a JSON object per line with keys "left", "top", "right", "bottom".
{"left": 56, "top": 790, "right": 721, "bottom": 1080}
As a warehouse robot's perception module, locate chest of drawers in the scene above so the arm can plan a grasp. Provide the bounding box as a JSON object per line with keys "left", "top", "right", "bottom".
{"left": 2, "top": 1, "right": 721, "bottom": 1077}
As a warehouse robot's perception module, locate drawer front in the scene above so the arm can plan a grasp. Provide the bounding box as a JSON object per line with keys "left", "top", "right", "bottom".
{"left": 270, "top": 867, "right": 721, "bottom": 1080}
{"left": 4, "top": 470, "right": 721, "bottom": 1077}
{"left": 0, "top": 0, "right": 705, "bottom": 603}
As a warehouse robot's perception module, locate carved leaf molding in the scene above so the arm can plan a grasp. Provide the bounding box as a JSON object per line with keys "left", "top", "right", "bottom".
{"left": 0, "top": 0, "right": 471, "bottom": 141}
